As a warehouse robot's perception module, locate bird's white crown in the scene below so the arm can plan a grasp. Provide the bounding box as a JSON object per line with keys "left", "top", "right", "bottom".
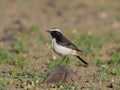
{"left": 50, "top": 28, "right": 62, "bottom": 33}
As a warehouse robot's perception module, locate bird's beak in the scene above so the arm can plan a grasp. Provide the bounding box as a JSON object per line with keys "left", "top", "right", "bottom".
{"left": 46, "top": 30, "right": 50, "bottom": 33}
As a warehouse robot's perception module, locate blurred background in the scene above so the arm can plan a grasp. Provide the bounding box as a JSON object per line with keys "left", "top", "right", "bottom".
{"left": 0, "top": 0, "right": 120, "bottom": 34}
{"left": 0, "top": 0, "right": 120, "bottom": 90}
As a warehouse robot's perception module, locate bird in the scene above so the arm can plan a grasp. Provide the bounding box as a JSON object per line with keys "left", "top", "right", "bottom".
{"left": 47, "top": 28, "right": 88, "bottom": 65}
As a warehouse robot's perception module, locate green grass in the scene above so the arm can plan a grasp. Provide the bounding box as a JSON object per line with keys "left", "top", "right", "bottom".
{"left": 0, "top": 49, "right": 12, "bottom": 64}
{"left": 74, "top": 33, "right": 105, "bottom": 57}
{"left": 0, "top": 48, "right": 28, "bottom": 68}
{"left": 28, "top": 25, "right": 39, "bottom": 32}
{"left": 55, "top": 82, "right": 78, "bottom": 90}
{"left": 92, "top": 67, "right": 108, "bottom": 82}
{"left": 12, "top": 40, "right": 28, "bottom": 54}
{"left": 96, "top": 59, "right": 106, "bottom": 67}
{"left": 0, "top": 70, "right": 45, "bottom": 90}
{"left": 47, "top": 56, "right": 75, "bottom": 69}
{"left": 108, "top": 48, "right": 120, "bottom": 76}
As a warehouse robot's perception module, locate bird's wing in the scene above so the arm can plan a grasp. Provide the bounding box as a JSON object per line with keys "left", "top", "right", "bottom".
{"left": 57, "top": 36, "right": 82, "bottom": 52}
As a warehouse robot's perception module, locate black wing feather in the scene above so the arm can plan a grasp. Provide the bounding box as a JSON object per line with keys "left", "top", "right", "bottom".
{"left": 56, "top": 35, "right": 82, "bottom": 52}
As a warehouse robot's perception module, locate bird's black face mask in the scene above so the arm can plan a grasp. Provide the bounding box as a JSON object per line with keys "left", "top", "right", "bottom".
{"left": 50, "top": 31, "right": 63, "bottom": 38}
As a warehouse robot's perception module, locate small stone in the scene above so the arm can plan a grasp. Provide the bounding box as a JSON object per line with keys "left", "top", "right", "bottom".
{"left": 43, "top": 65, "right": 78, "bottom": 84}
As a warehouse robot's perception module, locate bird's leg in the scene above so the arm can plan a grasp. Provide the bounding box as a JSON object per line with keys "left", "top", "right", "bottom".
{"left": 65, "top": 56, "right": 69, "bottom": 65}
{"left": 59, "top": 56, "right": 66, "bottom": 65}
{"left": 63, "top": 56, "right": 66, "bottom": 60}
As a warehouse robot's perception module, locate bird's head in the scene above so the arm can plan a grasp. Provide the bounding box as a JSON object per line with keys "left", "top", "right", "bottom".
{"left": 47, "top": 28, "right": 63, "bottom": 38}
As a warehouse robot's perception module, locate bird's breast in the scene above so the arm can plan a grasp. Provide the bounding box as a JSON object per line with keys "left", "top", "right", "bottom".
{"left": 51, "top": 38, "right": 75, "bottom": 56}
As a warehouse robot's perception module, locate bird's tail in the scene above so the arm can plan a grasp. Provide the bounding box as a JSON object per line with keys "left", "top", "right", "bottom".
{"left": 75, "top": 55, "right": 88, "bottom": 65}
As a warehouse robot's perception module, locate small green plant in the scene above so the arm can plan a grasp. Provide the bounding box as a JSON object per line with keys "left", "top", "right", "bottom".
{"left": 28, "top": 25, "right": 39, "bottom": 32}
{"left": 108, "top": 49, "right": 120, "bottom": 76}
{"left": 109, "top": 49, "right": 120, "bottom": 65}
{"left": 12, "top": 40, "right": 28, "bottom": 53}
{"left": 47, "top": 57, "right": 61, "bottom": 69}
{"left": 54, "top": 82, "right": 78, "bottom": 90}
{"left": 0, "top": 49, "right": 12, "bottom": 64}
{"left": 96, "top": 59, "right": 105, "bottom": 67}
{"left": 9, "top": 70, "right": 18, "bottom": 77}
{"left": 13, "top": 56, "right": 28, "bottom": 68}
{"left": 92, "top": 67, "right": 108, "bottom": 83}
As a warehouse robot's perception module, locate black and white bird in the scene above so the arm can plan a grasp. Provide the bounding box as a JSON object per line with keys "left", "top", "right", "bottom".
{"left": 47, "top": 28, "right": 88, "bottom": 65}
